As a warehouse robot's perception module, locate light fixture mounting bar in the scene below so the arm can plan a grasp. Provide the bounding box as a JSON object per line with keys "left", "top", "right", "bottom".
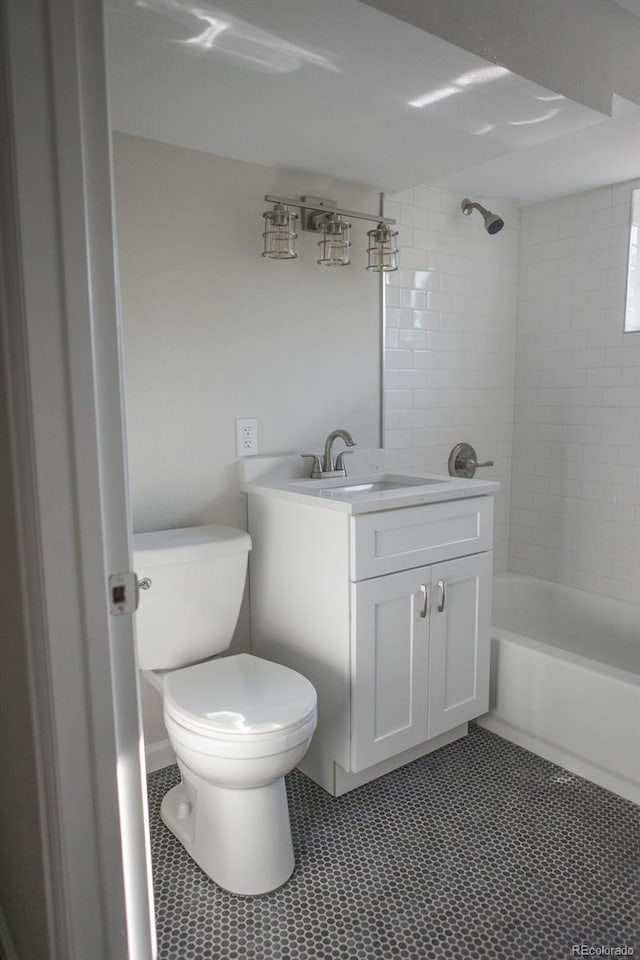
{"left": 264, "top": 194, "right": 396, "bottom": 233}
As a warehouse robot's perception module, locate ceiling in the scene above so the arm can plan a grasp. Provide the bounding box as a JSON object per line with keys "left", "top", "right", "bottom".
{"left": 613, "top": 0, "right": 640, "bottom": 15}
{"left": 105, "top": 0, "right": 640, "bottom": 206}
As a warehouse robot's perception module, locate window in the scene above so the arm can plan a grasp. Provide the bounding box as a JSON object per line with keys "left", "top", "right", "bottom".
{"left": 624, "top": 188, "right": 640, "bottom": 333}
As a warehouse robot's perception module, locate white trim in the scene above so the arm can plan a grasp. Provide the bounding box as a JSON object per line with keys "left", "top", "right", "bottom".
{"left": 477, "top": 717, "right": 640, "bottom": 806}
{"left": 0, "top": 4, "right": 69, "bottom": 954}
{"left": 145, "top": 740, "right": 177, "bottom": 774}
{"left": 333, "top": 724, "right": 467, "bottom": 797}
{"left": 2, "top": 1, "right": 156, "bottom": 957}
{"left": 0, "top": 906, "right": 19, "bottom": 960}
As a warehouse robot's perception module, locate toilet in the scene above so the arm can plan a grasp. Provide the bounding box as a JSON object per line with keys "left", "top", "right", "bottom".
{"left": 133, "top": 523, "right": 317, "bottom": 896}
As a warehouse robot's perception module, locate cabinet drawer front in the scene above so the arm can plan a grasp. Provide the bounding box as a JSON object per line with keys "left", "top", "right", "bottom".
{"left": 350, "top": 496, "right": 493, "bottom": 581}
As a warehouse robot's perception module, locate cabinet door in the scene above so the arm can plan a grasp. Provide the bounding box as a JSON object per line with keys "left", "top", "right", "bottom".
{"left": 427, "top": 552, "right": 493, "bottom": 739}
{"left": 351, "top": 568, "right": 430, "bottom": 772}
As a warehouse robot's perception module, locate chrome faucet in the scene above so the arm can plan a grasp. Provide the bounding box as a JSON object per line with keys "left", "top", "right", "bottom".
{"left": 301, "top": 428, "right": 357, "bottom": 479}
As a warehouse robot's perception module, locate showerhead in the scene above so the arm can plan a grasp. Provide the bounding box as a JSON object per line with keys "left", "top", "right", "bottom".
{"left": 461, "top": 198, "right": 504, "bottom": 235}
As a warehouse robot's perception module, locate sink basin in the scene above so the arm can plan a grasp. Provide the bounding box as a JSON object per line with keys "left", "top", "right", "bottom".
{"left": 330, "top": 480, "right": 413, "bottom": 493}
{"left": 314, "top": 474, "right": 448, "bottom": 498}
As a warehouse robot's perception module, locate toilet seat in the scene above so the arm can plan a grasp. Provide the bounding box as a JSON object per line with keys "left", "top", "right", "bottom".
{"left": 163, "top": 653, "right": 317, "bottom": 757}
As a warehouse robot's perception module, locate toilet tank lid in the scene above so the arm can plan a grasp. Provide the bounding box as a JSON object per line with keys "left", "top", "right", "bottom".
{"left": 133, "top": 524, "right": 251, "bottom": 567}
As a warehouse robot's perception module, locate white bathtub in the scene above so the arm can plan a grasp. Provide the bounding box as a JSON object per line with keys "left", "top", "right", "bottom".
{"left": 477, "top": 573, "right": 640, "bottom": 804}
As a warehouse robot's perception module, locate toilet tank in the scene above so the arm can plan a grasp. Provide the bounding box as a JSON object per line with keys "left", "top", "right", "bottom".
{"left": 133, "top": 524, "right": 251, "bottom": 671}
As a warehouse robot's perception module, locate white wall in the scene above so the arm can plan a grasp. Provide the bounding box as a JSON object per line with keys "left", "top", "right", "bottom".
{"left": 113, "top": 133, "right": 381, "bottom": 533}
{"left": 113, "top": 133, "right": 381, "bottom": 740}
{"left": 510, "top": 179, "right": 640, "bottom": 603}
{"left": 382, "top": 186, "right": 520, "bottom": 572}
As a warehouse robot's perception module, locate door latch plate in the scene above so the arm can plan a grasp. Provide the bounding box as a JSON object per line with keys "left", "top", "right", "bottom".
{"left": 109, "top": 572, "right": 139, "bottom": 615}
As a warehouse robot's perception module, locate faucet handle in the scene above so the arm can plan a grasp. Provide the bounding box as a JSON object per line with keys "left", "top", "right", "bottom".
{"left": 334, "top": 450, "right": 354, "bottom": 472}
{"left": 448, "top": 442, "right": 494, "bottom": 478}
{"left": 301, "top": 454, "right": 322, "bottom": 479}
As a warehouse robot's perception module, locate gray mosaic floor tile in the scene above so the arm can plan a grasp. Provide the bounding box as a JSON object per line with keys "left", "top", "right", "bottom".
{"left": 147, "top": 725, "right": 639, "bottom": 959}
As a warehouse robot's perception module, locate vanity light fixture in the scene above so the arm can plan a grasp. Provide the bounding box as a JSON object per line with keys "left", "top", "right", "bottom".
{"left": 261, "top": 194, "right": 397, "bottom": 271}
{"left": 317, "top": 214, "right": 351, "bottom": 267}
{"left": 261, "top": 202, "right": 298, "bottom": 259}
{"left": 367, "top": 222, "right": 399, "bottom": 272}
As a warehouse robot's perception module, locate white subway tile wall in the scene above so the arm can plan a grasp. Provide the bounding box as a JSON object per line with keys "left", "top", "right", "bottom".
{"left": 510, "top": 179, "right": 640, "bottom": 603}
{"left": 383, "top": 187, "right": 521, "bottom": 572}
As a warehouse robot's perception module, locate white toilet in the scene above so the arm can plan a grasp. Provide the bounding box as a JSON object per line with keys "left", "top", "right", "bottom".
{"left": 133, "top": 523, "right": 317, "bottom": 896}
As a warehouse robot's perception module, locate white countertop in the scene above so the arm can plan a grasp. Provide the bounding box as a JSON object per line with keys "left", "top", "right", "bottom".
{"left": 240, "top": 454, "right": 499, "bottom": 515}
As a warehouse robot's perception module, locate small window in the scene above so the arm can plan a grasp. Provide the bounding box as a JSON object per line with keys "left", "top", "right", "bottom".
{"left": 624, "top": 188, "right": 640, "bottom": 333}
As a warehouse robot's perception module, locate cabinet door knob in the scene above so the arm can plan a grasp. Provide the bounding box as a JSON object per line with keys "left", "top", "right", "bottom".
{"left": 437, "top": 579, "right": 446, "bottom": 613}
{"left": 419, "top": 584, "right": 429, "bottom": 618}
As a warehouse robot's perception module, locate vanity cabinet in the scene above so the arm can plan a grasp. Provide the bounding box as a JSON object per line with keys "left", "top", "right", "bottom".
{"left": 247, "top": 490, "right": 494, "bottom": 796}
{"left": 351, "top": 551, "right": 492, "bottom": 772}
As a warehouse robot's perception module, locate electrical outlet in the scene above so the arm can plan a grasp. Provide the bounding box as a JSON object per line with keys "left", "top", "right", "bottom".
{"left": 236, "top": 418, "right": 259, "bottom": 457}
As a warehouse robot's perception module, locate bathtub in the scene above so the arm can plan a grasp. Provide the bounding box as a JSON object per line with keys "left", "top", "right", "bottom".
{"left": 477, "top": 573, "right": 640, "bottom": 804}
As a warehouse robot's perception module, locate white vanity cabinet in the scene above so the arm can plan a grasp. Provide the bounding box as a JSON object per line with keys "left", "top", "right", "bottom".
{"left": 247, "top": 489, "right": 494, "bottom": 796}
{"left": 351, "top": 551, "right": 492, "bottom": 772}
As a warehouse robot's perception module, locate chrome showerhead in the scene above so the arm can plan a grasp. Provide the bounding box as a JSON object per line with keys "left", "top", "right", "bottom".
{"left": 461, "top": 198, "right": 504, "bottom": 235}
{"left": 484, "top": 211, "right": 505, "bottom": 234}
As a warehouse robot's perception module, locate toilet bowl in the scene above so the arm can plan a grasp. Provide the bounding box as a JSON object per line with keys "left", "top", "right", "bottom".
{"left": 134, "top": 524, "right": 317, "bottom": 895}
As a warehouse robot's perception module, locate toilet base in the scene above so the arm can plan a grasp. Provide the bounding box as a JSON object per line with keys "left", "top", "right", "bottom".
{"left": 160, "top": 768, "right": 295, "bottom": 896}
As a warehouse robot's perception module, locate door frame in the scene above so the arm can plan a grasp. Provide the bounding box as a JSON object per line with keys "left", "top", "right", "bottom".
{"left": 0, "top": 1, "right": 155, "bottom": 957}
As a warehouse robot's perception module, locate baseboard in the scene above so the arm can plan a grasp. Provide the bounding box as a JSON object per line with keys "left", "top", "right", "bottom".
{"left": 145, "top": 738, "right": 175, "bottom": 773}
{"left": 0, "top": 904, "right": 19, "bottom": 960}
{"left": 332, "top": 724, "right": 468, "bottom": 797}
{"left": 477, "top": 715, "right": 640, "bottom": 806}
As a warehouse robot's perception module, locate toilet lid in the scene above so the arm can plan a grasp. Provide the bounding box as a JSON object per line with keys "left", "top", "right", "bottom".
{"left": 163, "top": 653, "right": 317, "bottom": 740}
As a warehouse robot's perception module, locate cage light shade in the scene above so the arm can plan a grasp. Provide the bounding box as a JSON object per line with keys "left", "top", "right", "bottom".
{"left": 317, "top": 215, "right": 351, "bottom": 266}
{"left": 367, "top": 223, "right": 398, "bottom": 272}
{"left": 262, "top": 203, "right": 298, "bottom": 259}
